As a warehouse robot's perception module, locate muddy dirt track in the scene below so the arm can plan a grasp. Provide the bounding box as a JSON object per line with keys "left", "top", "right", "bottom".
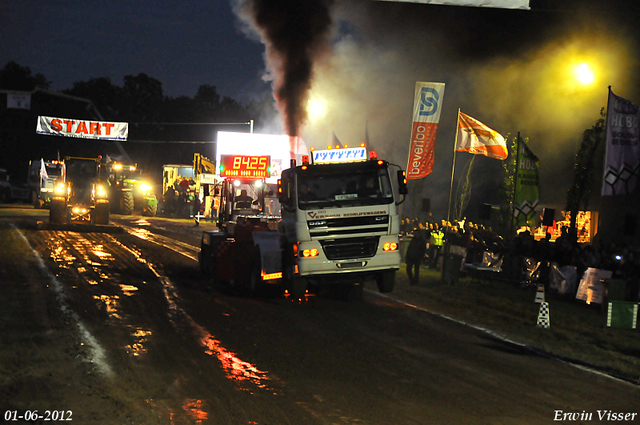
{"left": 1, "top": 209, "right": 638, "bottom": 425}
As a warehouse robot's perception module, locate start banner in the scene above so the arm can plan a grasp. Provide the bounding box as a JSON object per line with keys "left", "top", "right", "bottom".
{"left": 36, "top": 116, "right": 128, "bottom": 141}
{"left": 406, "top": 82, "right": 445, "bottom": 180}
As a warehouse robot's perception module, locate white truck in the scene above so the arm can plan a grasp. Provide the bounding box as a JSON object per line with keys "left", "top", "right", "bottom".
{"left": 27, "top": 159, "right": 66, "bottom": 208}
{"left": 277, "top": 146, "right": 407, "bottom": 298}
{"left": 200, "top": 145, "right": 408, "bottom": 299}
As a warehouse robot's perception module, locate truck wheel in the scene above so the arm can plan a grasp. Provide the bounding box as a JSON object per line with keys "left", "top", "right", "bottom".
{"left": 376, "top": 270, "right": 396, "bottom": 293}
{"left": 94, "top": 203, "right": 110, "bottom": 225}
{"left": 49, "top": 200, "right": 66, "bottom": 224}
{"left": 121, "top": 192, "right": 134, "bottom": 215}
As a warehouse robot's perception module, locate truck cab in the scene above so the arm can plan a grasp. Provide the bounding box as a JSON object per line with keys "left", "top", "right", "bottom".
{"left": 277, "top": 147, "right": 407, "bottom": 298}
{"left": 28, "top": 159, "right": 65, "bottom": 208}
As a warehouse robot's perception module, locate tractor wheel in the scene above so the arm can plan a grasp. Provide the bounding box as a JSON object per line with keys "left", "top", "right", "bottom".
{"left": 249, "top": 248, "right": 265, "bottom": 296}
{"left": 49, "top": 199, "right": 66, "bottom": 224}
{"left": 94, "top": 202, "right": 110, "bottom": 225}
{"left": 32, "top": 192, "right": 44, "bottom": 209}
{"left": 121, "top": 192, "right": 134, "bottom": 215}
{"left": 143, "top": 198, "right": 158, "bottom": 217}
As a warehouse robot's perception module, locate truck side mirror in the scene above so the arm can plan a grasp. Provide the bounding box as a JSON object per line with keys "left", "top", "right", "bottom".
{"left": 397, "top": 170, "right": 408, "bottom": 195}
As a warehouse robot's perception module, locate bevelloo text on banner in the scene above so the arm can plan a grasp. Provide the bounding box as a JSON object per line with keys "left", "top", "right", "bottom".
{"left": 406, "top": 82, "right": 445, "bottom": 180}
{"left": 36, "top": 116, "right": 129, "bottom": 141}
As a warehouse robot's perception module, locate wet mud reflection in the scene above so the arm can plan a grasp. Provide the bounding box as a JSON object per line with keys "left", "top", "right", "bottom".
{"left": 109, "top": 236, "right": 276, "bottom": 393}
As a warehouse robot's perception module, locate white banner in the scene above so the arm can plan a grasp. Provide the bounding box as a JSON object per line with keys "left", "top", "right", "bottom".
{"left": 36, "top": 116, "right": 128, "bottom": 141}
{"left": 199, "top": 173, "right": 218, "bottom": 184}
{"left": 575, "top": 268, "right": 612, "bottom": 305}
{"left": 7, "top": 92, "right": 31, "bottom": 109}
{"left": 374, "top": 0, "right": 529, "bottom": 9}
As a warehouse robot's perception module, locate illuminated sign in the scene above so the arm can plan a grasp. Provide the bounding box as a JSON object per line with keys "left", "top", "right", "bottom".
{"left": 220, "top": 155, "right": 271, "bottom": 178}
{"left": 312, "top": 147, "right": 367, "bottom": 164}
{"left": 216, "top": 131, "right": 309, "bottom": 183}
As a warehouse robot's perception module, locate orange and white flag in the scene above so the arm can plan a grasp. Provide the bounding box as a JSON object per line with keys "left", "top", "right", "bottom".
{"left": 456, "top": 112, "right": 507, "bottom": 160}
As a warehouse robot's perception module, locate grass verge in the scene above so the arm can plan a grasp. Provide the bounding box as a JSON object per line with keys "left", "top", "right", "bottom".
{"left": 386, "top": 263, "right": 640, "bottom": 383}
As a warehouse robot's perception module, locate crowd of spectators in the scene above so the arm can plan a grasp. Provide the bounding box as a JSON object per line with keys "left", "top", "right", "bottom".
{"left": 400, "top": 216, "right": 639, "bottom": 302}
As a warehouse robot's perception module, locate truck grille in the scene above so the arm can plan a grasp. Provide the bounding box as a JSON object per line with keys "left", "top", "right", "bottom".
{"left": 308, "top": 215, "right": 389, "bottom": 237}
{"left": 320, "top": 236, "right": 379, "bottom": 260}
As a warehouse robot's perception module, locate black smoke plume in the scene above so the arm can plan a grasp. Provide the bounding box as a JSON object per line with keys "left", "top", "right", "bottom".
{"left": 239, "top": 0, "right": 334, "bottom": 146}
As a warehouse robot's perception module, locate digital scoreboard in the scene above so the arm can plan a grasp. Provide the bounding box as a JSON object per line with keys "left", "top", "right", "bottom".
{"left": 220, "top": 154, "right": 271, "bottom": 178}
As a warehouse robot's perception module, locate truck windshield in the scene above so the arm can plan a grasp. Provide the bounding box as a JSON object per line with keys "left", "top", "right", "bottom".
{"left": 45, "top": 165, "right": 63, "bottom": 178}
{"left": 297, "top": 166, "right": 393, "bottom": 210}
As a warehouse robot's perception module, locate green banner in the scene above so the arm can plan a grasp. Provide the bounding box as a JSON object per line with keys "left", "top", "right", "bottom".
{"left": 607, "top": 301, "right": 638, "bottom": 329}
{"left": 514, "top": 142, "right": 539, "bottom": 227}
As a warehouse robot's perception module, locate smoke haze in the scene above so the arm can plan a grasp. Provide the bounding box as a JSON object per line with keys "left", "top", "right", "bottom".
{"left": 234, "top": 0, "right": 334, "bottom": 144}
{"left": 235, "top": 0, "right": 640, "bottom": 220}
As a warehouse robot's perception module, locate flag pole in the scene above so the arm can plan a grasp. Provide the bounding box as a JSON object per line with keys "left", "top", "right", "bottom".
{"left": 447, "top": 109, "right": 461, "bottom": 225}
{"left": 510, "top": 132, "right": 521, "bottom": 238}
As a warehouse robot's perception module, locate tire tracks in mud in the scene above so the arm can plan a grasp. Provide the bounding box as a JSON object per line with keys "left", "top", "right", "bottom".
{"left": 18, "top": 225, "right": 295, "bottom": 424}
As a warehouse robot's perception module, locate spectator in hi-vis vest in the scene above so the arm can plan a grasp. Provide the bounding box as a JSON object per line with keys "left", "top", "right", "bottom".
{"left": 430, "top": 223, "right": 444, "bottom": 269}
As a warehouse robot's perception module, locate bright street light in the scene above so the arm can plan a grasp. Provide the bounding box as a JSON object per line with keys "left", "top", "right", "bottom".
{"left": 307, "top": 98, "right": 327, "bottom": 119}
{"left": 573, "top": 62, "right": 595, "bottom": 86}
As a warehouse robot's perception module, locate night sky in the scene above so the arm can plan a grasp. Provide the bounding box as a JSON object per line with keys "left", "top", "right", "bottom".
{"left": 2, "top": 0, "right": 639, "bottom": 218}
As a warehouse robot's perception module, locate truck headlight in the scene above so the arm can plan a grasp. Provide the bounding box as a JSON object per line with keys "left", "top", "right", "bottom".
{"left": 302, "top": 248, "right": 319, "bottom": 257}
{"left": 383, "top": 242, "right": 398, "bottom": 251}
{"left": 139, "top": 183, "right": 152, "bottom": 193}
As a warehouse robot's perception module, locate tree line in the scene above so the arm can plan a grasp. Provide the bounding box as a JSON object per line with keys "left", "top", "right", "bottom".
{"left": 0, "top": 61, "right": 276, "bottom": 180}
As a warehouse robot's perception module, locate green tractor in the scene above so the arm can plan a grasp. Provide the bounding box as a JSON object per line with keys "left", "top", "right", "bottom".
{"left": 49, "top": 157, "right": 110, "bottom": 225}
{"left": 107, "top": 162, "right": 158, "bottom": 216}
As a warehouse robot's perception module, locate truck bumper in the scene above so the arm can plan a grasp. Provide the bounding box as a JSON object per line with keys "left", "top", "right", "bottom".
{"left": 296, "top": 235, "right": 401, "bottom": 284}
